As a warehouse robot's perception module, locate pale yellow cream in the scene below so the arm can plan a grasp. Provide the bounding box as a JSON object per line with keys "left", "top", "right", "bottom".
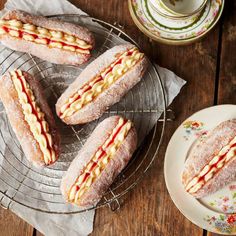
{"left": 186, "top": 136, "right": 236, "bottom": 194}
{"left": 0, "top": 19, "right": 91, "bottom": 53}
{"left": 10, "top": 70, "right": 56, "bottom": 164}
{"left": 69, "top": 118, "right": 132, "bottom": 203}
{"left": 60, "top": 48, "right": 144, "bottom": 119}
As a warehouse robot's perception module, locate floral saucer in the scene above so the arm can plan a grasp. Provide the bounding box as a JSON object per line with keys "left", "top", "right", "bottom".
{"left": 165, "top": 105, "right": 236, "bottom": 234}
{"left": 128, "top": 0, "right": 224, "bottom": 45}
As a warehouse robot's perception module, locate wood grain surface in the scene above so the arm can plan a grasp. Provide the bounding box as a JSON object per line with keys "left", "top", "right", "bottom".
{"left": 0, "top": 0, "right": 234, "bottom": 236}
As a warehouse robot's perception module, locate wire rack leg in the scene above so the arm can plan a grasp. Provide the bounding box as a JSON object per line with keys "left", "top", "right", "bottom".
{"left": 104, "top": 189, "right": 121, "bottom": 211}
{"left": 158, "top": 109, "right": 175, "bottom": 122}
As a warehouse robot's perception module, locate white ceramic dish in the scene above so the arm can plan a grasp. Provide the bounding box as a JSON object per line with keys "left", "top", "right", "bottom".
{"left": 165, "top": 105, "right": 236, "bottom": 235}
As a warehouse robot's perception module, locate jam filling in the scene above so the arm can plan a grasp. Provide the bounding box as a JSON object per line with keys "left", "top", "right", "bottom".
{"left": 12, "top": 70, "right": 55, "bottom": 164}
{"left": 186, "top": 139, "right": 236, "bottom": 193}
{"left": 59, "top": 48, "right": 141, "bottom": 118}
{"left": 68, "top": 118, "right": 131, "bottom": 203}
{"left": 1, "top": 25, "right": 91, "bottom": 54}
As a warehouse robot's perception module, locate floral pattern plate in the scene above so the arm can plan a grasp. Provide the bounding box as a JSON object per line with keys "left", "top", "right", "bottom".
{"left": 128, "top": 0, "right": 224, "bottom": 45}
{"left": 164, "top": 105, "right": 236, "bottom": 234}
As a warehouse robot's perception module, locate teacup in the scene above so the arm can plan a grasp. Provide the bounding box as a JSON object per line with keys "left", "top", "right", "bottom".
{"left": 149, "top": 0, "right": 206, "bottom": 21}
{"left": 160, "top": 0, "right": 207, "bottom": 17}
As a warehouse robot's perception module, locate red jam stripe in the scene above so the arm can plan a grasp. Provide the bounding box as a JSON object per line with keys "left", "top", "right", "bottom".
{"left": 2, "top": 26, "right": 91, "bottom": 52}
{"left": 59, "top": 76, "right": 104, "bottom": 116}
{"left": 14, "top": 71, "right": 53, "bottom": 164}
{"left": 187, "top": 139, "right": 236, "bottom": 192}
{"left": 70, "top": 119, "right": 128, "bottom": 198}
{"left": 59, "top": 49, "right": 136, "bottom": 117}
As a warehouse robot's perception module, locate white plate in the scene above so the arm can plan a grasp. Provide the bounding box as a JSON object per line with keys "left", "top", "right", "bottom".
{"left": 164, "top": 105, "right": 236, "bottom": 234}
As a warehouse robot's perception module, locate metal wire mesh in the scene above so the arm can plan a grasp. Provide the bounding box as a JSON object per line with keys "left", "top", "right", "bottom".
{"left": 0, "top": 15, "right": 166, "bottom": 214}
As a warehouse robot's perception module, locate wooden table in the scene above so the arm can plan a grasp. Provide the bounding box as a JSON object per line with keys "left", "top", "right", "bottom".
{"left": 0, "top": 0, "right": 235, "bottom": 235}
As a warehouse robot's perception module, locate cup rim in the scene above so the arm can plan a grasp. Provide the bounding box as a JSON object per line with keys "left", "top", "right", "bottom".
{"left": 160, "top": 0, "right": 208, "bottom": 17}
{"left": 149, "top": 0, "right": 204, "bottom": 20}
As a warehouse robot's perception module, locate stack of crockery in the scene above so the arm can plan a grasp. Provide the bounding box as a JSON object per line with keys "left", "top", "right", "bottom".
{"left": 129, "top": 0, "right": 224, "bottom": 45}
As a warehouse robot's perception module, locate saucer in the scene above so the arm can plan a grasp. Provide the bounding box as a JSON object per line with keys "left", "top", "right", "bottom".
{"left": 164, "top": 105, "right": 236, "bottom": 234}
{"left": 128, "top": 0, "right": 224, "bottom": 45}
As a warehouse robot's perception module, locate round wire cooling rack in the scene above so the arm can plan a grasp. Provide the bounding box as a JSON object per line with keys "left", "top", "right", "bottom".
{"left": 0, "top": 14, "right": 167, "bottom": 214}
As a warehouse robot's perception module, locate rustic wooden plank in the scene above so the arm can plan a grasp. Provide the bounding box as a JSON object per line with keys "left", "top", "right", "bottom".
{"left": 217, "top": 0, "right": 236, "bottom": 104}
{"left": 67, "top": 1, "right": 220, "bottom": 236}
{"left": 206, "top": 231, "right": 226, "bottom": 236}
{"left": 155, "top": 25, "right": 223, "bottom": 236}
{"left": 0, "top": 0, "right": 4, "bottom": 11}
{"left": 208, "top": 1, "right": 236, "bottom": 236}
{"left": 0, "top": 207, "right": 34, "bottom": 236}
{"left": 0, "top": 0, "right": 223, "bottom": 235}
{"left": 140, "top": 38, "right": 218, "bottom": 234}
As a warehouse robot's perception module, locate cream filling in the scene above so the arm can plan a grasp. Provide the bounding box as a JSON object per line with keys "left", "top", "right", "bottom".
{"left": 60, "top": 48, "right": 144, "bottom": 119}
{"left": 10, "top": 70, "right": 56, "bottom": 164}
{"left": 186, "top": 136, "right": 236, "bottom": 194}
{"left": 0, "top": 19, "right": 91, "bottom": 53}
{"left": 68, "top": 118, "right": 132, "bottom": 203}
